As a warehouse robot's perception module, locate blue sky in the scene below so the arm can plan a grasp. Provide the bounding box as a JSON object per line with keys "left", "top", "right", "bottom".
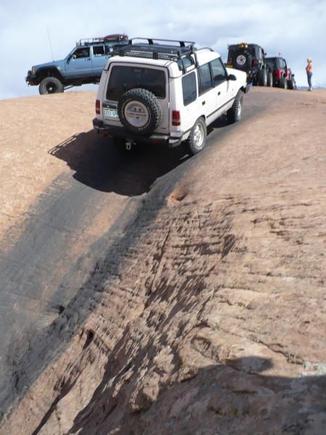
{"left": 0, "top": 0, "right": 325, "bottom": 99}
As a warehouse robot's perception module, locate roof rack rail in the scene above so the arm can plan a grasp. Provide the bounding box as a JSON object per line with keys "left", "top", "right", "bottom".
{"left": 77, "top": 34, "right": 128, "bottom": 47}
{"left": 113, "top": 37, "right": 195, "bottom": 59}
{"left": 112, "top": 43, "right": 198, "bottom": 73}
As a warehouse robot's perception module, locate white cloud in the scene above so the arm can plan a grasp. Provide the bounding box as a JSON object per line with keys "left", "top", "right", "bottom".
{"left": 0, "top": 0, "right": 325, "bottom": 99}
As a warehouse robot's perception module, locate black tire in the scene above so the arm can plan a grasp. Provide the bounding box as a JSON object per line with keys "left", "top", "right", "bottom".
{"left": 227, "top": 92, "right": 243, "bottom": 124}
{"left": 186, "top": 118, "right": 207, "bottom": 155}
{"left": 288, "top": 79, "right": 294, "bottom": 90}
{"left": 280, "top": 77, "right": 288, "bottom": 89}
{"left": 267, "top": 72, "right": 273, "bottom": 87}
{"left": 118, "top": 88, "right": 161, "bottom": 136}
{"left": 39, "top": 77, "right": 64, "bottom": 95}
{"left": 258, "top": 69, "right": 267, "bottom": 86}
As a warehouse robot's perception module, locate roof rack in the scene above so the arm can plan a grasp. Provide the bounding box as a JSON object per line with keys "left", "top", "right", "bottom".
{"left": 77, "top": 34, "right": 128, "bottom": 47}
{"left": 111, "top": 37, "right": 198, "bottom": 72}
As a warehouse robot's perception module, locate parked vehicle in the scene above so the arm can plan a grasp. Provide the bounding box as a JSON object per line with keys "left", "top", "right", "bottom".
{"left": 226, "top": 42, "right": 272, "bottom": 87}
{"left": 265, "top": 57, "right": 296, "bottom": 89}
{"left": 26, "top": 34, "right": 129, "bottom": 94}
{"left": 93, "top": 38, "right": 248, "bottom": 155}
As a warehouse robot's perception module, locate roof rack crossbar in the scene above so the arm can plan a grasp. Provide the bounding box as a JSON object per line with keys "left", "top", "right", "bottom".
{"left": 129, "top": 37, "right": 195, "bottom": 48}
{"left": 114, "top": 43, "right": 195, "bottom": 58}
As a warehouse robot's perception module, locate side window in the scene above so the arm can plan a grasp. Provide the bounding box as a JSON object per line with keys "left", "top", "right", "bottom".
{"left": 198, "top": 64, "right": 213, "bottom": 95}
{"left": 210, "top": 58, "right": 227, "bottom": 86}
{"left": 182, "top": 72, "right": 197, "bottom": 106}
{"left": 105, "top": 45, "right": 113, "bottom": 54}
{"left": 93, "top": 45, "right": 105, "bottom": 56}
{"left": 73, "top": 47, "right": 90, "bottom": 59}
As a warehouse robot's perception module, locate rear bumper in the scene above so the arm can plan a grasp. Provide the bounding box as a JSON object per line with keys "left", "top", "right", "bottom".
{"left": 93, "top": 118, "right": 183, "bottom": 147}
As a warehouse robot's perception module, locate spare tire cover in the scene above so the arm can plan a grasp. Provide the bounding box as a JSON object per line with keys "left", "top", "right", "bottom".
{"left": 118, "top": 88, "right": 161, "bottom": 136}
{"left": 236, "top": 54, "right": 247, "bottom": 66}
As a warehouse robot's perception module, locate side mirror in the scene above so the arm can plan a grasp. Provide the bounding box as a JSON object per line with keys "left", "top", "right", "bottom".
{"left": 228, "top": 74, "right": 237, "bottom": 81}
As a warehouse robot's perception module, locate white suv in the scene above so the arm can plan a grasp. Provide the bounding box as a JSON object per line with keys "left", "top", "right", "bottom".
{"left": 93, "top": 38, "right": 248, "bottom": 154}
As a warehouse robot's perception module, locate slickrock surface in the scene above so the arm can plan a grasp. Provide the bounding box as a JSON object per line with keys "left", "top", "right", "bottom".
{"left": 0, "top": 92, "right": 95, "bottom": 241}
{"left": 1, "top": 89, "right": 326, "bottom": 434}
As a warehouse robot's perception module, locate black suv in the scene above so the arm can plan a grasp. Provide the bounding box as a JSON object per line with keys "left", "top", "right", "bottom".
{"left": 227, "top": 43, "right": 272, "bottom": 87}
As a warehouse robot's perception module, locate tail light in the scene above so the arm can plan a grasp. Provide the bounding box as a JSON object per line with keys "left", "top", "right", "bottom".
{"left": 95, "top": 99, "right": 101, "bottom": 115}
{"left": 172, "top": 110, "right": 180, "bottom": 126}
{"left": 252, "top": 59, "right": 258, "bottom": 67}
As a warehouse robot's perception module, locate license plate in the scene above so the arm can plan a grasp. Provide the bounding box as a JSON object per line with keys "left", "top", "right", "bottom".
{"left": 103, "top": 107, "right": 118, "bottom": 119}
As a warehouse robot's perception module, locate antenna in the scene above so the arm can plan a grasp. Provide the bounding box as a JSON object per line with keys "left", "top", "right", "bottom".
{"left": 46, "top": 27, "right": 54, "bottom": 61}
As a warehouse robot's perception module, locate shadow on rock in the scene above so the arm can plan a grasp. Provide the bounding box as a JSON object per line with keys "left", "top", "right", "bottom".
{"left": 49, "top": 130, "right": 188, "bottom": 196}
{"left": 67, "top": 355, "right": 326, "bottom": 435}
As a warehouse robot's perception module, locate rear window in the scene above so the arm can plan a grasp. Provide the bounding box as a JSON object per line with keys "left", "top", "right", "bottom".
{"left": 93, "top": 45, "right": 105, "bottom": 56}
{"left": 266, "top": 58, "right": 276, "bottom": 69}
{"left": 106, "top": 65, "right": 166, "bottom": 100}
{"left": 266, "top": 58, "right": 280, "bottom": 69}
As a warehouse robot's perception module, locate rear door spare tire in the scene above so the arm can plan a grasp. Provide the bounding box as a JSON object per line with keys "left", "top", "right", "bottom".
{"left": 118, "top": 88, "right": 161, "bottom": 136}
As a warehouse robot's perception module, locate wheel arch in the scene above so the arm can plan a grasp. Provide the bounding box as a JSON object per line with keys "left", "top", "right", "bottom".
{"left": 198, "top": 114, "right": 206, "bottom": 123}
{"left": 36, "top": 68, "right": 64, "bottom": 84}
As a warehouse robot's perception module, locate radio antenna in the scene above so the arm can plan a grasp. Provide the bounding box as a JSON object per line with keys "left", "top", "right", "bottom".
{"left": 46, "top": 27, "right": 54, "bottom": 61}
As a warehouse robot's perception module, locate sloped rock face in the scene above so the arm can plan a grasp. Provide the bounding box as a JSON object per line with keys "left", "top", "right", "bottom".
{"left": 1, "top": 89, "right": 326, "bottom": 434}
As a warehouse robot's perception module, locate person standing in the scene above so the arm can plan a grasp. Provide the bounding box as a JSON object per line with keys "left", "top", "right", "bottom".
{"left": 306, "top": 58, "right": 313, "bottom": 91}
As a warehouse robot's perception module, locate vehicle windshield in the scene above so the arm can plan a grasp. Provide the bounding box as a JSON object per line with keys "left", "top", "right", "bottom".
{"left": 106, "top": 65, "right": 166, "bottom": 100}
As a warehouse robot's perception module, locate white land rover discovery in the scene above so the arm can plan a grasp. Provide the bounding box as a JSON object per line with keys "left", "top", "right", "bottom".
{"left": 93, "top": 38, "right": 248, "bottom": 155}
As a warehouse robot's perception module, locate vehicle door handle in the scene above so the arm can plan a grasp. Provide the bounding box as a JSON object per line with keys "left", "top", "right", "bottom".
{"left": 202, "top": 101, "right": 205, "bottom": 105}
{"left": 218, "top": 91, "right": 221, "bottom": 96}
